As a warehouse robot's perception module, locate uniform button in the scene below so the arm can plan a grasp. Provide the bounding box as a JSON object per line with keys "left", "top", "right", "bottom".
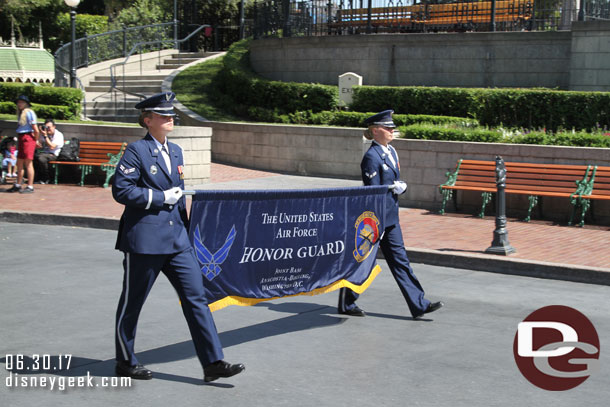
{"left": 169, "top": 205, "right": 173, "bottom": 209}
{"left": 169, "top": 221, "right": 173, "bottom": 226}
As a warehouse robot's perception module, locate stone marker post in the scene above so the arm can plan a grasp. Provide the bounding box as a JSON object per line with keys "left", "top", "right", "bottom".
{"left": 338, "top": 72, "right": 363, "bottom": 107}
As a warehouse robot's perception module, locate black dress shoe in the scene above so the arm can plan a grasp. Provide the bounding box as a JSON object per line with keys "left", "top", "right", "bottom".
{"left": 204, "top": 360, "right": 245, "bottom": 383}
{"left": 115, "top": 361, "right": 153, "bottom": 380}
{"left": 415, "top": 301, "right": 444, "bottom": 318}
{"left": 339, "top": 306, "right": 366, "bottom": 317}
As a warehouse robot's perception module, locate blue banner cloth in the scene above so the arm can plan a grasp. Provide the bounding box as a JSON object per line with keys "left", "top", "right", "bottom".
{"left": 188, "top": 186, "right": 387, "bottom": 311}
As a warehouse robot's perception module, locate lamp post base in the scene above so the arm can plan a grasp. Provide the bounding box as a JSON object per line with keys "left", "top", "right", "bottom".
{"left": 485, "top": 244, "right": 516, "bottom": 256}
{"left": 485, "top": 231, "right": 516, "bottom": 255}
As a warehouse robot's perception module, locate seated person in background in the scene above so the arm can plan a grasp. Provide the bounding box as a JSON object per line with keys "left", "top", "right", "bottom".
{"left": 34, "top": 119, "right": 64, "bottom": 184}
{"left": 2, "top": 137, "right": 18, "bottom": 178}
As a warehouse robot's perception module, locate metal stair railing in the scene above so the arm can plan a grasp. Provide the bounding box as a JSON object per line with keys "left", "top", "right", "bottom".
{"left": 54, "top": 22, "right": 176, "bottom": 88}
{"left": 91, "top": 24, "right": 209, "bottom": 122}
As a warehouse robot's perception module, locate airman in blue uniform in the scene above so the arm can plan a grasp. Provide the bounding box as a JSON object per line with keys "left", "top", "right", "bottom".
{"left": 338, "top": 110, "right": 444, "bottom": 318}
{"left": 113, "top": 92, "right": 244, "bottom": 382}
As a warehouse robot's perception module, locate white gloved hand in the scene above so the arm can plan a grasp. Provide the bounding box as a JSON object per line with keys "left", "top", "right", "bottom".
{"left": 163, "top": 187, "right": 183, "bottom": 205}
{"left": 392, "top": 181, "right": 407, "bottom": 195}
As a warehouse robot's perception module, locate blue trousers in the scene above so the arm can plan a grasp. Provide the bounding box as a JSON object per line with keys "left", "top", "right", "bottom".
{"left": 115, "top": 248, "right": 224, "bottom": 367}
{"left": 338, "top": 223, "right": 430, "bottom": 317}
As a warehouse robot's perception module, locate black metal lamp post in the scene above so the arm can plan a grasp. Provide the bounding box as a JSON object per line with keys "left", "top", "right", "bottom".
{"left": 239, "top": 0, "right": 246, "bottom": 39}
{"left": 174, "top": 0, "right": 178, "bottom": 49}
{"left": 485, "top": 156, "right": 516, "bottom": 255}
{"left": 64, "top": 0, "right": 80, "bottom": 88}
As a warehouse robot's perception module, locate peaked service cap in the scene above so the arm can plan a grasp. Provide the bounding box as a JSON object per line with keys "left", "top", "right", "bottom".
{"left": 364, "top": 109, "right": 396, "bottom": 128}
{"left": 135, "top": 92, "right": 176, "bottom": 116}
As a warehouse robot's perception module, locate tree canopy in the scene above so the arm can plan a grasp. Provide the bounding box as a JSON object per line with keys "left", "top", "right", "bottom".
{"left": 0, "top": 0, "right": 252, "bottom": 53}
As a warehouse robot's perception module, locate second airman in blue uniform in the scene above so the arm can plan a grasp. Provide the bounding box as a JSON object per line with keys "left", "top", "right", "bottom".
{"left": 338, "top": 110, "right": 444, "bottom": 319}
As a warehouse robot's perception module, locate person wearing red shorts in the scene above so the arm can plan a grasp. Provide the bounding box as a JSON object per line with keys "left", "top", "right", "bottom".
{"left": 6, "top": 95, "right": 39, "bottom": 193}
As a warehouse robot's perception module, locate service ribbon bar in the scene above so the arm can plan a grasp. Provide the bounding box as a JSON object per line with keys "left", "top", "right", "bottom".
{"left": 188, "top": 186, "right": 387, "bottom": 311}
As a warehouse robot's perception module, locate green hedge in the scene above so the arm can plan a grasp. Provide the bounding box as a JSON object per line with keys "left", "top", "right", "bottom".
{"left": 283, "top": 110, "right": 479, "bottom": 127}
{"left": 400, "top": 124, "right": 503, "bottom": 143}
{"left": 215, "top": 39, "right": 337, "bottom": 120}
{"left": 400, "top": 123, "right": 610, "bottom": 148}
{"left": 0, "top": 102, "right": 74, "bottom": 120}
{"left": 351, "top": 86, "right": 475, "bottom": 118}
{"left": 352, "top": 86, "right": 610, "bottom": 132}
{"left": 0, "top": 83, "right": 82, "bottom": 119}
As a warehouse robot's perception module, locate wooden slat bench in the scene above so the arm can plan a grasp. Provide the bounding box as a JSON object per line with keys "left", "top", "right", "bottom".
{"left": 439, "top": 159, "right": 593, "bottom": 223}
{"left": 572, "top": 165, "right": 610, "bottom": 226}
{"left": 49, "top": 141, "right": 127, "bottom": 188}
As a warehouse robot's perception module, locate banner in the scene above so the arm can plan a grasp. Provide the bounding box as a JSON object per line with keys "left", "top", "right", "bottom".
{"left": 188, "top": 186, "right": 387, "bottom": 311}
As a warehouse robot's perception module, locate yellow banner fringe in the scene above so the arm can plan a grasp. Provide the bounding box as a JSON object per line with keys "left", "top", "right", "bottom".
{"left": 208, "top": 264, "right": 382, "bottom": 312}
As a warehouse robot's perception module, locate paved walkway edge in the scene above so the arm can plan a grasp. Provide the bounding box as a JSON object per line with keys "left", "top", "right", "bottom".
{"left": 2, "top": 210, "right": 609, "bottom": 286}
{"left": 0, "top": 211, "right": 119, "bottom": 231}
{"left": 407, "top": 247, "right": 610, "bottom": 286}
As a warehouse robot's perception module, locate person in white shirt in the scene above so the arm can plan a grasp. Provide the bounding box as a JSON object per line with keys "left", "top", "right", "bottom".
{"left": 34, "top": 119, "right": 64, "bottom": 184}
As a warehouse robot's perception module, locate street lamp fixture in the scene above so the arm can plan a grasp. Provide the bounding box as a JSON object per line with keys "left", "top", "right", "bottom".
{"left": 64, "top": 0, "right": 81, "bottom": 88}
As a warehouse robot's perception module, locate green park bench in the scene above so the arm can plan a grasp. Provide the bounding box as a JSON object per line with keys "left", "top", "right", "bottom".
{"left": 571, "top": 165, "right": 610, "bottom": 226}
{"left": 439, "top": 159, "right": 594, "bottom": 224}
{"left": 49, "top": 141, "right": 127, "bottom": 188}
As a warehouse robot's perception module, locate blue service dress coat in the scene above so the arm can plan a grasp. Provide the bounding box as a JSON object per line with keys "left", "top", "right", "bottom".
{"left": 338, "top": 141, "right": 431, "bottom": 317}
{"left": 112, "top": 133, "right": 224, "bottom": 367}
{"left": 113, "top": 134, "right": 190, "bottom": 254}
{"left": 360, "top": 142, "right": 402, "bottom": 226}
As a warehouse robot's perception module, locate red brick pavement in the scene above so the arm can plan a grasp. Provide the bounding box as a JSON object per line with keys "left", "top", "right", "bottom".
{"left": 400, "top": 211, "right": 610, "bottom": 270}
{"left": 1, "top": 163, "right": 609, "bottom": 270}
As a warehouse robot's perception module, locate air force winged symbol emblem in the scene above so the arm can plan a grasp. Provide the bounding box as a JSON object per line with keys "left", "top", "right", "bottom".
{"left": 193, "top": 224, "right": 236, "bottom": 281}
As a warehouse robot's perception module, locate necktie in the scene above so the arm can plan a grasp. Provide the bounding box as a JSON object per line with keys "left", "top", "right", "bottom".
{"left": 161, "top": 144, "right": 171, "bottom": 175}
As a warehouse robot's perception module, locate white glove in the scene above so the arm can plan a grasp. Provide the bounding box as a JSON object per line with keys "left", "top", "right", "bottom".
{"left": 163, "top": 187, "right": 183, "bottom": 205}
{"left": 392, "top": 181, "right": 407, "bottom": 195}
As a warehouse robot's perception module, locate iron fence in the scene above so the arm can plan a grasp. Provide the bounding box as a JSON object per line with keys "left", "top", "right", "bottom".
{"left": 252, "top": 0, "right": 610, "bottom": 37}
{"left": 54, "top": 22, "right": 177, "bottom": 87}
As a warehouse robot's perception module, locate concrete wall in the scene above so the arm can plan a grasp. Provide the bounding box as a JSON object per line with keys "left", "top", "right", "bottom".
{"left": 569, "top": 21, "right": 610, "bottom": 91}
{"left": 188, "top": 119, "right": 610, "bottom": 222}
{"left": 0, "top": 121, "right": 211, "bottom": 185}
{"left": 250, "top": 21, "right": 610, "bottom": 90}
{"left": 250, "top": 31, "right": 572, "bottom": 88}
{"left": 203, "top": 121, "right": 363, "bottom": 178}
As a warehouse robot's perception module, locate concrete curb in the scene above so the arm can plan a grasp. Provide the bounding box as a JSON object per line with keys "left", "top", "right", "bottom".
{"left": 0, "top": 211, "right": 119, "bottom": 231}
{"left": 2, "top": 210, "right": 609, "bottom": 286}
{"left": 406, "top": 247, "right": 610, "bottom": 286}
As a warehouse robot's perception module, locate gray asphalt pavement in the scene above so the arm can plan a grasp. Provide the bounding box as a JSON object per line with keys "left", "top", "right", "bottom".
{"left": 1, "top": 222, "right": 609, "bottom": 407}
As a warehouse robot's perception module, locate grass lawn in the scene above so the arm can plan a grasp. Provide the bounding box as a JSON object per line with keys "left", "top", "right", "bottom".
{"left": 172, "top": 56, "right": 242, "bottom": 122}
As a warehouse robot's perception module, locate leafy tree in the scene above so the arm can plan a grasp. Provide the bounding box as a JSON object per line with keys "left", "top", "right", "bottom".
{"left": 113, "top": 0, "right": 167, "bottom": 28}
{"left": 0, "top": 0, "right": 62, "bottom": 47}
{"left": 51, "top": 13, "right": 109, "bottom": 49}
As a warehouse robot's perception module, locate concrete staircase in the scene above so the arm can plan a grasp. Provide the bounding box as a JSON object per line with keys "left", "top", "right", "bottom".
{"left": 83, "top": 52, "right": 213, "bottom": 123}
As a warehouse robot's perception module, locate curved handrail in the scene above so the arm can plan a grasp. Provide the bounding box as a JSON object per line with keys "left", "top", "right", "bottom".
{"left": 92, "top": 24, "right": 209, "bottom": 119}
{"left": 54, "top": 22, "right": 176, "bottom": 77}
